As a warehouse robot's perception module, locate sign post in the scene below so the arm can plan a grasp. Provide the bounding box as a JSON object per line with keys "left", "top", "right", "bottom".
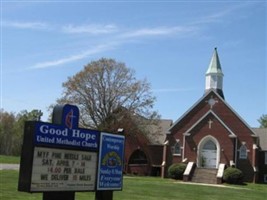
{"left": 18, "top": 104, "right": 125, "bottom": 200}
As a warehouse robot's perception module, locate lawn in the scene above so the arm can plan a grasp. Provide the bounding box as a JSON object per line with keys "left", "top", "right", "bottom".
{"left": 0, "top": 155, "right": 20, "bottom": 164}
{"left": 0, "top": 170, "right": 266, "bottom": 200}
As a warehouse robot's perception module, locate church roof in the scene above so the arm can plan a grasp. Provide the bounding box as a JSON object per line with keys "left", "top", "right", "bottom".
{"left": 206, "top": 48, "right": 224, "bottom": 75}
{"left": 147, "top": 119, "right": 172, "bottom": 145}
{"left": 253, "top": 128, "right": 267, "bottom": 150}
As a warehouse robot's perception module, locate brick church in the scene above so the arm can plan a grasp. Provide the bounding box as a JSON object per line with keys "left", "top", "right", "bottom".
{"left": 163, "top": 48, "right": 267, "bottom": 183}
{"left": 123, "top": 48, "right": 267, "bottom": 184}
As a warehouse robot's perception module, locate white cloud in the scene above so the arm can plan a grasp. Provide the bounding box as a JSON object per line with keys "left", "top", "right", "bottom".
{"left": 121, "top": 26, "right": 197, "bottom": 38}
{"left": 27, "top": 43, "right": 117, "bottom": 70}
{"left": 190, "top": 2, "right": 254, "bottom": 25}
{"left": 62, "top": 24, "right": 118, "bottom": 34}
{"left": 2, "top": 20, "right": 49, "bottom": 30}
{"left": 25, "top": 25, "right": 198, "bottom": 70}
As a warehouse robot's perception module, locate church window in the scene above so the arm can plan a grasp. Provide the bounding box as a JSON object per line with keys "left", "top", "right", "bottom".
{"left": 129, "top": 150, "right": 148, "bottom": 165}
{"left": 239, "top": 144, "right": 247, "bottom": 159}
{"left": 172, "top": 140, "right": 181, "bottom": 156}
{"left": 203, "top": 140, "right": 217, "bottom": 150}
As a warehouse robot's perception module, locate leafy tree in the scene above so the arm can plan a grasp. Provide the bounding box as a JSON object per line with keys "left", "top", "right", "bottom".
{"left": 12, "top": 109, "right": 43, "bottom": 155}
{"left": 0, "top": 109, "right": 43, "bottom": 156}
{"left": 56, "top": 58, "right": 159, "bottom": 132}
{"left": 0, "top": 110, "right": 16, "bottom": 155}
{"left": 17, "top": 109, "right": 43, "bottom": 122}
{"left": 258, "top": 114, "right": 267, "bottom": 128}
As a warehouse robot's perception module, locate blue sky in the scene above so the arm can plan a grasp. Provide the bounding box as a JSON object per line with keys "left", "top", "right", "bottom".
{"left": 1, "top": 1, "right": 266, "bottom": 127}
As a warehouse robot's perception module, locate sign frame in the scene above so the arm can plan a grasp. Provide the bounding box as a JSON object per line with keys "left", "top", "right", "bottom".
{"left": 18, "top": 105, "right": 100, "bottom": 193}
{"left": 18, "top": 121, "right": 100, "bottom": 193}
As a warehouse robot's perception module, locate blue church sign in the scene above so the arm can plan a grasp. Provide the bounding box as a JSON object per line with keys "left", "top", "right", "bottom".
{"left": 34, "top": 122, "right": 99, "bottom": 151}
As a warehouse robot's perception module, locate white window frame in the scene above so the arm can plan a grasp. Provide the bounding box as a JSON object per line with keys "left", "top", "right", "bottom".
{"left": 172, "top": 140, "right": 182, "bottom": 156}
{"left": 239, "top": 144, "right": 248, "bottom": 159}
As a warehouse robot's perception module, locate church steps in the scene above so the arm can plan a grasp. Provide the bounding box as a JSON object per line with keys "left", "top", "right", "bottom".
{"left": 191, "top": 168, "right": 217, "bottom": 184}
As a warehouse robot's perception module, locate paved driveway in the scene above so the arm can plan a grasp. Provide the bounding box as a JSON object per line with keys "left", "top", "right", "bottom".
{"left": 0, "top": 164, "right": 20, "bottom": 170}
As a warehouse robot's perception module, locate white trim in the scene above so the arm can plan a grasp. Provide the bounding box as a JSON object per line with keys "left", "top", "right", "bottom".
{"left": 217, "top": 163, "right": 225, "bottom": 178}
{"left": 235, "top": 138, "right": 237, "bottom": 167}
{"left": 239, "top": 144, "right": 248, "bottom": 159}
{"left": 182, "top": 134, "right": 186, "bottom": 160}
{"left": 172, "top": 140, "right": 182, "bottom": 156}
{"left": 184, "top": 162, "right": 194, "bottom": 176}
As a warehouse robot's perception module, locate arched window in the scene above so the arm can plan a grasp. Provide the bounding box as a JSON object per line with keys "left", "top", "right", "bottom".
{"left": 172, "top": 140, "right": 181, "bottom": 155}
{"left": 203, "top": 140, "right": 217, "bottom": 150}
{"left": 239, "top": 144, "right": 247, "bottom": 159}
{"left": 129, "top": 150, "right": 148, "bottom": 164}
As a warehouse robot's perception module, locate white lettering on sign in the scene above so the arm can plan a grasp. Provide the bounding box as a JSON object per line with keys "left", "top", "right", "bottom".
{"left": 40, "top": 125, "right": 68, "bottom": 136}
{"left": 72, "top": 129, "right": 96, "bottom": 141}
{"left": 38, "top": 125, "right": 97, "bottom": 142}
{"left": 31, "top": 147, "right": 97, "bottom": 192}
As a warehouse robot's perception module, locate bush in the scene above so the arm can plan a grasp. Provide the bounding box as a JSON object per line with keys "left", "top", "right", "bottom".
{"left": 168, "top": 163, "right": 187, "bottom": 180}
{"left": 223, "top": 167, "right": 244, "bottom": 184}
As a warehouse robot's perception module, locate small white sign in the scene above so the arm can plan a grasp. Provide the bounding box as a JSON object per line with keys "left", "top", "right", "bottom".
{"left": 31, "top": 147, "right": 97, "bottom": 192}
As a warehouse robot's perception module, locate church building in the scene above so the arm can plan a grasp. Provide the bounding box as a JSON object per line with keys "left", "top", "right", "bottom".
{"left": 164, "top": 48, "right": 267, "bottom": 183}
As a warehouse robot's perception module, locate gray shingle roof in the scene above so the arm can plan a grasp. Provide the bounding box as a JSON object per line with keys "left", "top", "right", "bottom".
{"left": 147, "top": 119, "right": 172, "bottom": 145}
{"left": 253, "top": 128, "right": 267, "bottom": 150}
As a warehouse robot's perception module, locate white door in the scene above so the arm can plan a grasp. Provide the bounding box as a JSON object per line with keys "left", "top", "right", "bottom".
{"left": 201, "top": 140, "right": 217, "bottom": 168}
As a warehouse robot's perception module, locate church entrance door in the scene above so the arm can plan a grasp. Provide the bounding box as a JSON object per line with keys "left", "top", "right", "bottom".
{"left": 200, "top": 140, "right": 217, "bottom": 168}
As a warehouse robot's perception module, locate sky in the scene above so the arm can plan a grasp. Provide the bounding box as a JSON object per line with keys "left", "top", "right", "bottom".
{"left": 0, "top": 1, "right": 266, "bottom": 127}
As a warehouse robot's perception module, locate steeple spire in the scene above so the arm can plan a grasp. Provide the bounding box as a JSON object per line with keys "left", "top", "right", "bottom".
{"left": 205, "top": 48, "right": 224, "bottom": 99}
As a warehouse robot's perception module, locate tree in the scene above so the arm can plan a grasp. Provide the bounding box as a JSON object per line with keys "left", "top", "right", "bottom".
{"left": 258, "top": 114, "right": 267, "bottom": 128}
{"left": 0, "top": 110, "right": 16, "bottom": 155}
{"left": 12, "top": 109, "right": 43, "bottom": 155}
{"left": 56, "top": 58, "right": 159, "bottom": 132}
{"left": 0, "top": 109, "right": 43, "bottom": 156}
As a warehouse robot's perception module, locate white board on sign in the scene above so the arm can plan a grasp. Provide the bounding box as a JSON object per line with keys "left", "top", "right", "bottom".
{"left": 31, "top": 147, "right": 97, "bottom": 192}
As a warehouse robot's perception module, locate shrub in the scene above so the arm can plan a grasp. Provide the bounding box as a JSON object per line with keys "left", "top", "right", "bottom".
{"left": 223, "top": 167, "right": 244, "bottom": 184}
{"left": 168, "top": 163, "right": 187, "bottom": 180}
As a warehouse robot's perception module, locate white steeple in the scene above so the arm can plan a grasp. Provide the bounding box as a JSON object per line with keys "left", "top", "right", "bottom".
{"left": 205, "top": 48, "right": 224, "bottom": 98}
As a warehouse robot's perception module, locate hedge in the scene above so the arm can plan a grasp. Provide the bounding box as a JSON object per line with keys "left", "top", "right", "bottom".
{"left": 168, "top": 163, "right": 187, "bottom": 180}
{"left": 223, "top": 167, "right": 244, "bottom": 184}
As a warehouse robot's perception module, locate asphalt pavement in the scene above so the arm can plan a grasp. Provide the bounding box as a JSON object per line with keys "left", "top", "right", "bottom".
{"left": 0, "top": 164, "right": 20, "bottom": 170}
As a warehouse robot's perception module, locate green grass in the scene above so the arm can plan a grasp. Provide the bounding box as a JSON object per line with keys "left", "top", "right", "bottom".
{"left": 0, "top": 171, "right": 266, "bottom": 200}
{"left": 0, "top": 155, "right": 20, "bottom": 164}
